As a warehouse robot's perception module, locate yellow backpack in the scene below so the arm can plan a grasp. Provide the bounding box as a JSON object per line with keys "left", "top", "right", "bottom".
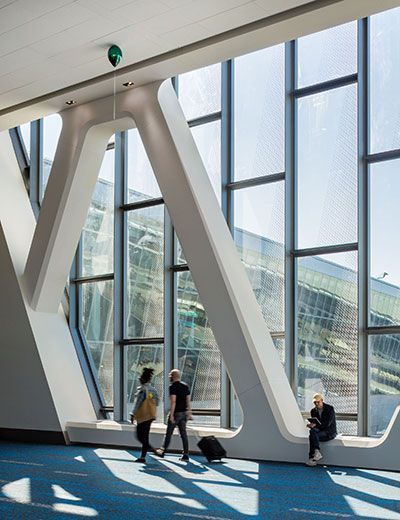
{"left": 135, "top": 387, "right": 157, "bottom": 424}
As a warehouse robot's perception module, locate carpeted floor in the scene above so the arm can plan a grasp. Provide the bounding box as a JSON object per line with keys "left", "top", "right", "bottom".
{"left": 0, "top": 442, "right": 399, "bottom": 519}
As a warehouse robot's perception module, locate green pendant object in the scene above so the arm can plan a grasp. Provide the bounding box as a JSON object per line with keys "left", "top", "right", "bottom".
{"left": 108, "top": 45, "right": 123, "bottom": 68}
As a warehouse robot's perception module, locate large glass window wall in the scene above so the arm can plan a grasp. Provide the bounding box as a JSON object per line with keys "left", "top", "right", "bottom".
{"left": 71, "top": 143, "right": 116, "bottom": 409}
{"left": 174, "top": 67, "right": 224, "bottom": 426}
{"left": 16, "top": 8, "right": 400, "bottom": 435}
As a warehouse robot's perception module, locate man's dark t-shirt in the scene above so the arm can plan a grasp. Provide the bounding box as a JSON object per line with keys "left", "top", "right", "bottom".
{"left": 170, "top": 381, "right": 190, "bottom": 413}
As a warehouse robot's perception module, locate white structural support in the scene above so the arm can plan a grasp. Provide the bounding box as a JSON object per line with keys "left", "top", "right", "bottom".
{"left": 0, "top": 131, "right": 97, "bottom": 436}
{"left": 24, "top": 109, "right": 132, "bottom": 312}
{"left": 22, "top": 81, "right": 400, "bottom": 469}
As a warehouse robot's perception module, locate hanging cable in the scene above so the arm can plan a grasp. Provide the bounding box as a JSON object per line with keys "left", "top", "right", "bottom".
{"left": 113, "top": 71, "right": 116, "bottom": 120}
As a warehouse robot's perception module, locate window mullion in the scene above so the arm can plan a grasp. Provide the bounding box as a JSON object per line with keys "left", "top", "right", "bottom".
{"left": 221, "top": 59, "right": 233, "bottom": 428}
{"left": 29, "top": 119, "right": 42, "bottom": 218}
{"left": 164, "top": 206, "right": 175, "bottom": 422}
{"left": 285, "top": 40, "right": 297, "bottom": 391}
{"left": 357, "top": 17, "right": 369, "bottom": 436}
{"left": 114, "top": 131, "right": 126, "bottom": 421}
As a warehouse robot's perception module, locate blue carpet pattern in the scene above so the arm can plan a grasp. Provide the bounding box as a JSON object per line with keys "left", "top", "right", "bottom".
{"left": 0, "top": 442, "right": 399, "bottom": 519}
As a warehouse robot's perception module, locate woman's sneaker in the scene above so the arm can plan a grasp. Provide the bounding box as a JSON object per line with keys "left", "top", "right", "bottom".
{"left": 154, "top": 449, "right": 165, "bottom": 458}
{"left": 179, "top": 454, "right": 189, "bottom": 462}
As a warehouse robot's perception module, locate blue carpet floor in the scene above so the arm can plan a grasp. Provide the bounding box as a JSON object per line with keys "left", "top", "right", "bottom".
{"left": 0, "top": 442, "right": 399, "bottom": 519}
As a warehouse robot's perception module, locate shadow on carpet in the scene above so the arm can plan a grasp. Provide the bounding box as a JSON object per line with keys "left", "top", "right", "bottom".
{"left": 0, "top": 442, "right": 399, "bottom": 519}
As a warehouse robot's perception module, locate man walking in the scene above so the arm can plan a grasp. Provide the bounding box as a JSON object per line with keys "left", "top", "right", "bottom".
{"left": 156, "top": 369, "right": 192, "bottom": 461}
{"left": 306, "top": 393, "right": 337, "bottom": 466}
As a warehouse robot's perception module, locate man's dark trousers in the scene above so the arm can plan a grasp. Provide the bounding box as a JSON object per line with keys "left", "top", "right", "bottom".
{"left": 309, "top": 428, "right": 333, "bottom": 458}
{"left": 163, "top": 411, "right": 189, "bottom": 454}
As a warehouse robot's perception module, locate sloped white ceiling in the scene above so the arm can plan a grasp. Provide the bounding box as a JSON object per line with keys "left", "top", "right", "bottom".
{"left": 0, "top": 0, "right": 315, "bottom": 110}
{"left": 0, "top": 0, "right": 399, "bottom": 126}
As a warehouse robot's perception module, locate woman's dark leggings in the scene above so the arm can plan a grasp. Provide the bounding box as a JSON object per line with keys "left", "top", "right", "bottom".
{"left": 136, "top": 419, "right": 154, "bottom": 458}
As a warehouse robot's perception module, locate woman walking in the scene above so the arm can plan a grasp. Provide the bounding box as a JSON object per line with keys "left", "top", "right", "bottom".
{"left": 130, "top": 367, "right": 159, "bottom": 463}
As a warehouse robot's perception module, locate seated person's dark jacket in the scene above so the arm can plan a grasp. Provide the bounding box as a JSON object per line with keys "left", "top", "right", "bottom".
{"left": 310, "top": 403, "right": 337, "bottom": 438}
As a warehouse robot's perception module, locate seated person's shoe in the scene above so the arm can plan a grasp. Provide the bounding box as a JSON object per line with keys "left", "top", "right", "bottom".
{"left": 306, "top": 458, "right": 317, "bottom": 466}
{"left": 179, "top": 454, "right": 189, "bottom": 462}
{"left": 134, "top": 457, "right": 146, "bottom": 463}
{"left": 154, "top": 449, "right": 165, "bottom": 458}
{"left": 313, "top": 449, "right": 323, "bottom": 461}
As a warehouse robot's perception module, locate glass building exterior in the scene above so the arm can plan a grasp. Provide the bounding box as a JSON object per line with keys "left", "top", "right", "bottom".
{"left": 15, "top": 8, "right": 400, "bottom": 437}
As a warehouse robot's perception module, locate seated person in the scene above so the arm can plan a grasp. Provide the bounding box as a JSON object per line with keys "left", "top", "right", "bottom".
{"left": 306, "top": 393, "right": 337, "bottom": 466}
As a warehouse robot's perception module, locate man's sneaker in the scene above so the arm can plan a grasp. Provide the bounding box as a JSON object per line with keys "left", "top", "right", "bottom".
{"left": 313, "top": 449, "right": 323, "bottom": 461}
{"left": 154, "top": 449, "right": 165, "bottom": 458}
{"left": 306, "top": 458, "right": 317, "bottom": 466}
{"left": 134, "top": 457, "right": 146, "bottom": 463}
{"left": 179, "top": 454, "right": 189, "bottom": 462}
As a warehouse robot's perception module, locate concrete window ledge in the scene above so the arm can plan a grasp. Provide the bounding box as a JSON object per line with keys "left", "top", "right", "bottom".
{"left": 66, "top": 420, "right": 237, "bottom": 449}
{"left": 66, "top": 407, "right": 399, "bottom": 451}
{"left": 65, "top": 411, "right": 400, "bottom": 470}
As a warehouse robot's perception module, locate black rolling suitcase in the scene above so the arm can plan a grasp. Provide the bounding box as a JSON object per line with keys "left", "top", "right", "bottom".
{"left": 197, "top": 436, "right": 226, "bottom": 462}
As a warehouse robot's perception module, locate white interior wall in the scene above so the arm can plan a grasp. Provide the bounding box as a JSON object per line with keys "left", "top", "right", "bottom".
{"left": 0, "top": 131, "right": 96, "bottom": 435}
{"left": 0, "top": 224, "right": 60, "bottom": 432}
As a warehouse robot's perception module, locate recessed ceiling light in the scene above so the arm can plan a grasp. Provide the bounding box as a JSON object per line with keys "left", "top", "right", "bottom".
{"left": 65, "top": 100, "right": 77, "bottom": 105}
{"left": 123, "top": 81, "right": 134, "bottom": 87}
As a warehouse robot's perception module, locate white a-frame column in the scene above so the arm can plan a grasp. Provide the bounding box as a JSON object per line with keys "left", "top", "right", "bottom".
{"left": 24, "top": 79, "right": 304, "bottom": 445}
{"left": 24, "top": 80, "right": 400, "bottom": 468}
{"left": 0, "top": 130, "right": 97, "bottom": 435}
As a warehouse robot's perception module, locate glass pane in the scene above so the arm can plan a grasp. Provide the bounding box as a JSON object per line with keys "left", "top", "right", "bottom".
{"left": 297, "top": 85, "right": 357, "bottom": 248}
{"left": 81, "top": 280, "right": 114, "bottom": 406}
{"left": 297, "top": 22, "right": 357, "bottom": 88}
{"left": 272, "top": 337, "right": 285, "bottom": 365}
{"left": 42, "top": 114, "right": 62, "bottom": 200}
{"left": 179, "top": 64, "right": 221, "bottom": 120}
{"left": 81, "top": 149, "right": 114, "bottom": 277}
{"left": 369, "top": 334, "right": 400, "bottom": 436}
{"left": 176, "top": 235, "right": 186, "bottom": 265}
{"left": 126, "top": 204, "right": 164, "bottom": 338}
{"left": 191, "top": 415, "right": 220, "bottom": 427}
{"left": 234, "top": 45, "right": 285, "bottom": 180}
{"left": 234, "top": 182, "right": 284, "bottom": 333}
{"left": 177, "top": 270, "right": 221, "bottom": 421}
{"left": 337, "top": 420, "right": 358, "bottom": 436}
{"left": 127, "top": 128, "right": 161, "bottom": 204}
{"left": 20, "top": 123, "right": 30, "bottom": 157}
{"left": 126, "top": 344, "right": 164, "bottom": 422}
{"left": 191, "top": 120, "right": 221, "bottom": 203}
{"left": 370, "top": 160, "right": 400, "bottom": 326}
{"left": 370, "top": 7, "right": 400, "bottom": 153}
{"left": 297, "top": 251, "right": 358, "bottom": 414}
{"left": 231, "top": 391, "right": 243, "bottom": 428}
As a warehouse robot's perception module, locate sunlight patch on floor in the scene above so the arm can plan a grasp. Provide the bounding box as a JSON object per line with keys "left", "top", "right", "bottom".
{"left": 94, "top": 448, "right": 135, "bottom": 461}
{"left": 2, "top": 477, "right": 30, "bottom": 504}
{"left": 157, "top": 457, "right": 241, "bottom": 484}
{"left": 329, "top": 473, "right": 400, "bottom": 500}
{"left": 53, "top": 503, "right": 98, "bottom": 516}
{"left": 166, "top": 496, "right": 207, "bottom": 510}
{"left": 195, "top": 482, "right": 258, "bottom": 516}
{"left": 101, "top": 458, "right": 185, "bottom": 496}
{"left": 52, "top": 484, "right": 82, "bottom": 501}
{"left": 358, "top": 469, "right": 400, "bottom": 483}
{"left": 344, "top": 496, "right": 400, "bottom": 519}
